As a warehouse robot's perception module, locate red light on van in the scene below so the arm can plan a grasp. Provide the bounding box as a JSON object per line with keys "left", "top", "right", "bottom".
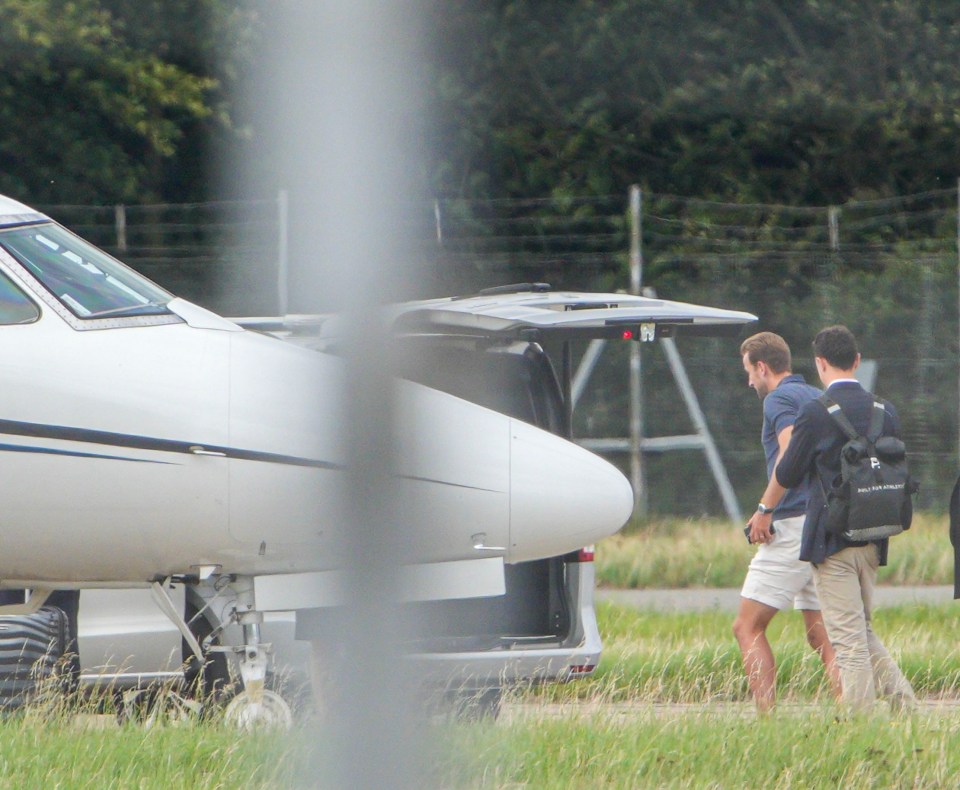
{"left": 621, "top": 329, "right": 634, "bottom": 340}
{"left": 569, "top": 664, "right": 596, "bottom": 676}
{"left": 576, "top": 546, "right": 595, "bottom": 562}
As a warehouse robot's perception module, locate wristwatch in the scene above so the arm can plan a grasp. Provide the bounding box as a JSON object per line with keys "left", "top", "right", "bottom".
{"left": 756, "top": 503, "right": 774, "bottom": 515}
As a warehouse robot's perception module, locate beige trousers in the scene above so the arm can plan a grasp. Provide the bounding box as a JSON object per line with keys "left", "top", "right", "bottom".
{"left": 811, "top": 544, "right": 916, "bottom": 712}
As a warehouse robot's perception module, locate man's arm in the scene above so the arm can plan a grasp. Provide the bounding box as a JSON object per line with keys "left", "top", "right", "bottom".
{"left": 775, "top": 405, "right": 818, "bottom": 490}
{"left": 746, "top": 425, "right": 792, "bottom": 544}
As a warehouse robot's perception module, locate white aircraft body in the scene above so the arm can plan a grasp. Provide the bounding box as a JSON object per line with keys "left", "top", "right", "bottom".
{"left": 3, "top": 307, "right": 630, "bottom": 577}
{"left": 0, "top": 193, "right": 756, "bottom": 723}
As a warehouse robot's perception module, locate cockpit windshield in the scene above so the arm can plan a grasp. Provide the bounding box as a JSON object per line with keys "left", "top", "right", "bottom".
{"left": 0, "top": 223, "right": 172, "bottom": 319}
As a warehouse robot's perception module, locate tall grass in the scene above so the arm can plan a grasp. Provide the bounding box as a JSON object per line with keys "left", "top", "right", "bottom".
{"left": 596, "top": 512, "right": 952, "bottom": 588}
{"left": 432, "top": 599, "right": 960, "bottom": 787}
{"left": 20, "top": 700, "right": 960, "bottom": 788}
{"left": 535, "top": 600, "right": 960, "bottom": 703}
{"left": 434, "top": 707, "right": 960, "bottom": 788}
{"left": 4, "top": 599, "right": 960, "bottom": 787}
{"left": 0, "top": 714, "right": 305, "bottom": 788}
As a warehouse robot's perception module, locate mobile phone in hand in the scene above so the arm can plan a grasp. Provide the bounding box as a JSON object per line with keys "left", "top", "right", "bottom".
{"left": 744, "top": 524, "right": 775, "bottom": 544}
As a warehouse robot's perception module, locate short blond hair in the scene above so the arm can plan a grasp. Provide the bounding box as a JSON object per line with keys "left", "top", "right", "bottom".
{"left": 740, "top": 332, "right": 791, "bottom": 374}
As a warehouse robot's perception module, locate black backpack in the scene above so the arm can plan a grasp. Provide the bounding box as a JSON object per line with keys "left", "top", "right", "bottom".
{"left": 818, "top": 394, "right": 917, "bottom": 542}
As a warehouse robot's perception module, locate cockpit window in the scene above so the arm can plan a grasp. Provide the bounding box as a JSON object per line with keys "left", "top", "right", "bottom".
{"left": 0, "top": 268, "right": 39, "bottom": 325}
{"left": 0, "top": 223, "right": 172, "bottom": 319}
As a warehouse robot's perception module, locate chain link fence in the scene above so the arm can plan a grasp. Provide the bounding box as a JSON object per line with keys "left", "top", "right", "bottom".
{"left": 37, "top": 199, "right": 283, "bottom": 317}
{"left": 39, "top": 188, "right": 960, "bottom": 517}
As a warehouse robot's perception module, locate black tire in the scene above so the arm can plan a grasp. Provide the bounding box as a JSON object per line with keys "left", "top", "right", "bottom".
{"left": 182, "top": 601, "right": 233, "bottom": 702}
{"left": 451, "top": 688, "right": 502, "bottom": 722}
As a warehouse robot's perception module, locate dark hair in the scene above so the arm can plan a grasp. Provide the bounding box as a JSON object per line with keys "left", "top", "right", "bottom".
{"left": 739, "top": 332, "right": 792, "bottom": 373}
{"left": 812, "top": 325, "right": 859, "bottom": 370}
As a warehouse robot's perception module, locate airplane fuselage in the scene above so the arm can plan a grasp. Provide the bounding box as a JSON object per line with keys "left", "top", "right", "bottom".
{"left": 0, "top": 232, "right": 633, "bottom": 585}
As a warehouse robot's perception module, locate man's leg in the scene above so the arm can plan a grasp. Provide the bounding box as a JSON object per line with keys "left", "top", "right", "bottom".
{"left": 855, "top": 545, "right": 917, "bottom": 711}
{"left": 736, "top": 515, "right": 810, "bottom": 712}
{"left": 800, "top": 609, "right": 841, "bottom": 699}
{"left": 813, "top": 546, "right": 877, "bottom": 711}
{"left": 733, "top": 598, "right": 779, "bottom": 712}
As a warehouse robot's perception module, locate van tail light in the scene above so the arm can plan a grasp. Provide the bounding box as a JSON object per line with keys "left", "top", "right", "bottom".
{"left": 574, "top": 546, "right": 595, "bottom": 562}
{"left": 569, "top": 664, "right": 596, "bottom": 676}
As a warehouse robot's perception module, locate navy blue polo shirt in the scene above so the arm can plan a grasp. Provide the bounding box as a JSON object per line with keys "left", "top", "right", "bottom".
{"left": 761, "top": 374, "right": 821, "bottom": 518}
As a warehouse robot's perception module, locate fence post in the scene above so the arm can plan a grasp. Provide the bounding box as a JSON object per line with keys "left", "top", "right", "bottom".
{"left": 433, "top": 198, "right": 443, "bottom": 246}
{"left": 277, "top": 189, "right": 289, "bottom": 316}
{"left": 629, "top": 185, "right": 647, "bottom": 518}
{"left": 828, "top": 205, "right": 840, "bottom": 251}
{"left": 630, "top": 185, "right": 643, "bottom": 293}
{"left": 114, "top": 205, "right": 127, "bottom": 252}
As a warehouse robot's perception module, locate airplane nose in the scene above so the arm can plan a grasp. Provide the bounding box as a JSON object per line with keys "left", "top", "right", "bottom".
{"left": 508, "top": 419, "right": 634, "bottom": 564}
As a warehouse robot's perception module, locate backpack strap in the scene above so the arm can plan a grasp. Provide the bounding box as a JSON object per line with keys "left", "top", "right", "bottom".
{"left": 818, "top": 394, "right": 888, "bottom": 444}
{"left": 866, "top": 400, "right": 887, "bottom": 443}
{"left": 818, "top": 394, "right": 860, "bottom": 441}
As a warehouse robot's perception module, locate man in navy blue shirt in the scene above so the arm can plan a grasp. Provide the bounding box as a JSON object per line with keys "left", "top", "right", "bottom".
{"left": 734, "top": 332, "right": 839, "bottom": 712}
{"left": 774, "top": 326, "right": 915, "bottom": 711}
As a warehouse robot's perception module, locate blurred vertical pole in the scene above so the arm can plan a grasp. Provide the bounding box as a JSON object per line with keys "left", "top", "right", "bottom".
{"left": 629, "top": 184, "right": 646, "bottom": 518}
{"left": 956, "top": 178, "right": 960, "bottom": 463}
{"left": 254, "top": 2, "right": 428, "bottom": 786}
{"left": 320, "top": 5, "right": 425, "bottom": 786}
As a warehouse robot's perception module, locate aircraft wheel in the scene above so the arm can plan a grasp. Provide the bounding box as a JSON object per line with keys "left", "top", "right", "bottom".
{"left": 223, "top": 689, "right": 293, "bottom": 730}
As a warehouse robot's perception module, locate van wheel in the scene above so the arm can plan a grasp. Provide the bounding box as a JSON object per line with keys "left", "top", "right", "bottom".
{"left": 182, "top": 601, "right": 233, "bottom": 703}
{"left": 452, "top": 688, "right": 502, "bottom": 722}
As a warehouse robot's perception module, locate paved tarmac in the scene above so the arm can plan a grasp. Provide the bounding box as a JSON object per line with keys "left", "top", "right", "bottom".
{"left": 596, "top": 585, "right": 955, "bottom": 612}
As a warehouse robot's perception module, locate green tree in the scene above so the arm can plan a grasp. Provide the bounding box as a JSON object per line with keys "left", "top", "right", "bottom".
{"left": 0, "top": 0, "right": 256, "bottom": 204}
{"left": 429, "top": 1, "right": 960, "bottom": 205}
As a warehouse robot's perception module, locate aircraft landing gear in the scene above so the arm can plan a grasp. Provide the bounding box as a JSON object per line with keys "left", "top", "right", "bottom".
{"left": 203, "top": 576, "right": 293, "bottom": 730}
{"left": 221, "top": 607, "right": 293, "bottom": 730}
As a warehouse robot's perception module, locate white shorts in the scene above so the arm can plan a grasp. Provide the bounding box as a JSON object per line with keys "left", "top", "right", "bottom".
{"left": 740, "top": 514, "right": 819, "bottom": 611}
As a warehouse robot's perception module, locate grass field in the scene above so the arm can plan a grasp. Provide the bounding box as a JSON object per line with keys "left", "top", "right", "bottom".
{"left": 433, "top": 600, "right": 960, "bottom": 787}
{"left": 0, "top": 714, "right": 305, "bottom": 788}
{"left": 5, "top": 525, "right": 958, "bottom": 788}
{"left": 535, "top": 599, "right": 960, "bottom": 703}
{"left": 595, "top": 512, "right": 953, "bottom": 588}
{"left": 17, "top": 698, "right": 960, "bottom": 788}
{"left": 3, "top": 598, "right": 960, "bottom": 787}
{"left": 435, "top": 706, "right": 960, "bottom": 788}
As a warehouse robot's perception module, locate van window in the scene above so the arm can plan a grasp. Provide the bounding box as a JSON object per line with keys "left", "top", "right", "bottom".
{"left": 397, "top": 344, "right": 563, "bottom": 433}
{"left": 0, "top": 269, "right": 39, "bottom": 324}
